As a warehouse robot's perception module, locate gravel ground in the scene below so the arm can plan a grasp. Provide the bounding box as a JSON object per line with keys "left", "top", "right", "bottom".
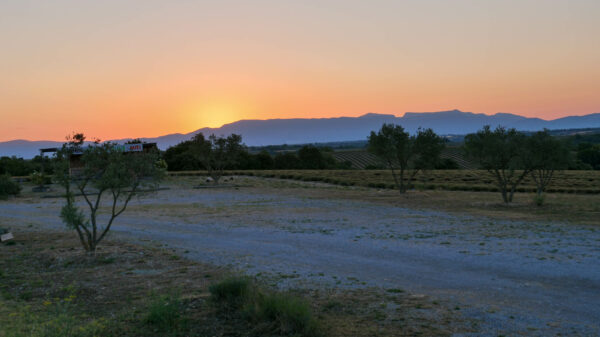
{"left": 1, "top": 179, "right": 599, "bottom": 336}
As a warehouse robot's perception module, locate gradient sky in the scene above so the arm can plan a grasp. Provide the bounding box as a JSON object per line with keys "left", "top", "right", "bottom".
{"left": 1, "top": 0, "right": 599, "bottom": 141}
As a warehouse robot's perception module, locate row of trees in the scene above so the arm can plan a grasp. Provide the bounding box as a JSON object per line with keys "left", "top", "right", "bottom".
{"left": 464, "top": 126, "right": 569, "bottom": 203}
{"left": 164, "top": 135, "right": 348, "bottom": 179}
{"left": 0, "top": 127, "right": 587, "bottom": 253}
{"left": 0, "top": 155, "right": 53, "bottom": 177}
{"left": 367, "top": 124, "right": 571, "bottom": 203}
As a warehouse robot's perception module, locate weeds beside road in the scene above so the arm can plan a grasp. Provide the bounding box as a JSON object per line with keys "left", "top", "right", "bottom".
{"left": 0, "top": 231, "right": 457, "bottom": 336}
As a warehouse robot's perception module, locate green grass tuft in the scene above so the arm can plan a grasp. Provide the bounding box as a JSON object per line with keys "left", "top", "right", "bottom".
{"left": 246, "top": 292, "right": 320, "bottom": 336}
{"left": 144, "top": 294, "right": 184, "bottom": 331}
{"left": 209, "top": 276, "right": 252, "bottom": 307}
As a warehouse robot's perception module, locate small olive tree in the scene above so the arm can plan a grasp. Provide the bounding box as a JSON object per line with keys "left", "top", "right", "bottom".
{"left": 524, "top": 130, "right": 570, "bottom": 196}
{"left": 464, "top": 126, "right": 530, "bottom": 203}
{"left": 55, "top": 134, "right": 166, "bottom": 253}
{"left": 190, "top": 133, "right": 244, "bottom": 184}
{"left": 368, "top": 124, "right": 444, "bottom": 193}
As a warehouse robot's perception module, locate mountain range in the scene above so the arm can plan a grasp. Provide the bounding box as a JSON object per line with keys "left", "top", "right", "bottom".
{"left": 2, "top": 109, "right": 600, "bottom": 158}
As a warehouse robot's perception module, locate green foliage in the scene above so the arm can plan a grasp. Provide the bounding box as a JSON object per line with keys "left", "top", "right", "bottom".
{"left": 435, "top": 158, "right": 460, "bottom": 169}
{"left": 576, "top": 143, "right": 600, "bottom": 170}
{"left": 523, "top": 130, "right": 571, "bottom": 195}
{"left": 464, "top": 126, "right": 526, "bottom": 171}
{"left": 188, "top": 133, "right": 245, "bottom": 183}
{"left": 209, "top": 277, "right": 320, "bottom": 336}
{"left": 209, "top": 276, "right": 252, "bottom": 307}
{"left": 144, "top": 294, "right": 184, "bottom": 331}
{"left": 0, "top": 155, "right": 54, "bottom": 177}
{"left": 0, "top": 174, "right": 20, "bottom": 199}
{"left": 298, "top": 145, "right": 337, "bottom": 169}
{"left": 566, "top": 131, "right": 600, "bottom": 145}
{"left": 0, "top": 298, "right": 107, "bottom": 337}
{"left": 55, "top": 134, "right": 166, "bottom": 252}
{"left": 413, "top": 128, "right": 445, "bottom": 170}
{"left": 273, "top": 152, "right": 301, "bottom": 169}
{"left": 60, "top": 199, "right": 88, "bottom": 231}
{"left": 245, "top": 293, "right": 319, "bottom": 336}
{"left": 165, "top": 137, "right": 344, "bottom": 171}
{"left": 368, "top": 124, "right": 444, "bottom": 193}
{"left": 464, "top": 126, "right": 530, "bottom": 203}
{"left": 252, "top": 151, "right": 275, "bottom": 169}
{"left": 164, "top": 140, "right": 204, "bottom": 171}
{"left": 30, "top": 170, "right": 50, "bottom": 187}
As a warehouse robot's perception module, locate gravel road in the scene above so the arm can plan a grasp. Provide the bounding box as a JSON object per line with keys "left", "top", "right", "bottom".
{"left": 1, "top": 180, "right": 599, "bottom": 336}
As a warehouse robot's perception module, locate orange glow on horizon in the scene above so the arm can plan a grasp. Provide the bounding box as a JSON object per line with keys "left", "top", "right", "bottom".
{"left": 1, "top": 1, "right": 599, "bottom": 142}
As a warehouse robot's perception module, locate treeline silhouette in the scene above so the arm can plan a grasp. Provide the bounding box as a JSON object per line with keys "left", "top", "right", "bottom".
{"left": 164, "top": 140, "right": 352, "bottom": 171}
{"left": 1, "top": 128, "right": 600, "bottom": 178}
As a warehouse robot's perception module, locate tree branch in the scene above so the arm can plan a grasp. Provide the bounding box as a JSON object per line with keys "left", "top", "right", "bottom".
{"left": 96, "top": 184, "right": 137, "bottom": 246}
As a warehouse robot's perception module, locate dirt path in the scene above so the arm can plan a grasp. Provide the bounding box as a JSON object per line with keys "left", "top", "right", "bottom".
{"left": 1, "top": 180, "right": 599, "bottom": 336}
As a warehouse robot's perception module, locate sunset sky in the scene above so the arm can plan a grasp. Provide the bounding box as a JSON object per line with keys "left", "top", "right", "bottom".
{"left": 1, "top": 0, "right": 599, "bottom": 141}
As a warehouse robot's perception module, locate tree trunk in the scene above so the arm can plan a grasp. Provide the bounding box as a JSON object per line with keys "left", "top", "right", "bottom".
{"left": 389, "top": 166, "right": 403, "bottom": 193}
{"left": 501, "top": 188, "right": 509, "bottom": 203}
{"left": 399, "top": 167, "right": 406, "bottom": 193}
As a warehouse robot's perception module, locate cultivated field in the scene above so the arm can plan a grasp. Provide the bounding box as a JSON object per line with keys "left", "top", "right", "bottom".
{"left": 172, "top": 169, "right": 600, "bottom": 194}
{"left": 331, "top": 147, "right": 478, "bottom": 169}
{"left": 1, "top": 176, "right": 599, "bottom": 336}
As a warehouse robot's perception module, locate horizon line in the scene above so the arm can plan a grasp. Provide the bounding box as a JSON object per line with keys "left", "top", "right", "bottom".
{"left": 1, "top": 109, "right": 599, "bottom": 143}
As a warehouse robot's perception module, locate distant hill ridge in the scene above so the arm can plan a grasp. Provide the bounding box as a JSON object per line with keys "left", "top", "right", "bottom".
{"left": 2, "top": 110, "right": 600, "bottom": 158}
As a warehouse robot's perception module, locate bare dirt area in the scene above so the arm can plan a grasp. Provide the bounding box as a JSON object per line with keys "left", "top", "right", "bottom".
{"left": 2, "top": 176, "right": 599, "bottom": 336}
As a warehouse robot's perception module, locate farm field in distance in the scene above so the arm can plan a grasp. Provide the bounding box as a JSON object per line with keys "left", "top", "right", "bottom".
{"left": 331, "top": 147, "right": 478, "bottom": 170}
{"left": 171, "top": 169, "right": 600, "bottom": 194}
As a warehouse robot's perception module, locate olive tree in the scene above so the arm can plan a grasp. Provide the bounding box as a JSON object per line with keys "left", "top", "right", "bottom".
{"left": 55, "top": 134, "right": 166, "bottom": 253}
{"left": 368, "top": 124, "right": 444, "bottom": 193}
{"left": 524, "top": 130, "right": 570, "bottom": 196}
{"left": 190, "top": 133, "right": 244, "bottom": 184}
{"left": 464, "top": 126, "right": 529, "bottom": 203}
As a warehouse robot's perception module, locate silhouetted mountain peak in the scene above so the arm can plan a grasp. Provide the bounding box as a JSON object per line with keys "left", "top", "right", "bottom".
{"left": 358, "top": 113, "right": 396, "bottom": 118}
{"left": 3, "top": 110, "right": 600, "bottom": 158}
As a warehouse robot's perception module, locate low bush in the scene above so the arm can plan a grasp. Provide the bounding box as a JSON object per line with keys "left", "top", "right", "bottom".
{"left": 0, "top": 174, "right": 20, "bottom": 199}
{"left": 209, "top": 276, "right": 251, "bottom": 307}
{"left": 144, "top": 294, "right": 184, "bottom": 331}
{"left": 209, "top": 277, "right": 320, "bottom": 337}
{"left": 246, "top": 292, "right": 319, "bottom": 336}
{"left": 30, "top": 171, "right": 51, "bottom": 186}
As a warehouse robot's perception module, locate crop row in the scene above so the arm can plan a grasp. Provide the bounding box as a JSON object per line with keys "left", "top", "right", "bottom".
{"left": 170, "top": 169, "right": 600, "bottom": 194}
{"left": 331, "top": 148, "right": 478, "bottom": 170}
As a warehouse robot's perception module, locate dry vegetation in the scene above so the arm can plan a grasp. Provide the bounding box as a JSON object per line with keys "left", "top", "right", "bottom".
{"left": 168, "top": 171, "right": 600, "bottom": 225}
{"left": 3, "top": 173, "right": 598, "bottom": 335}
{"left": 170, "top": 169, "right": 600, "bottom": 194}
{"left": 0, "top": 230, "right": 466, "bottom": 336}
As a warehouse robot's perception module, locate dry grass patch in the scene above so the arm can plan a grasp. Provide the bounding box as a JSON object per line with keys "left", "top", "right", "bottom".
{"left": 0, "top": 230, "right": 468, "bottom": 336}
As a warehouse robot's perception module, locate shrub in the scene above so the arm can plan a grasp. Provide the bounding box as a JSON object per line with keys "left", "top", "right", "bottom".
{"left": 209, "top": 276, "right": 252, "bottom": 307}
{"left": 144, "top": 294, "right": 184, "bottom": 331}
{"left": 30, "top": 171, "right": 50, "bottom": 186}
{"left": 246, "top": 293, "right": 319, "bottom": 336}
{"left": 209, "top": 277, "right": 320, "bottom": 336}
{"left": 0, "top": 174, "right": 20, "bottom": 199}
